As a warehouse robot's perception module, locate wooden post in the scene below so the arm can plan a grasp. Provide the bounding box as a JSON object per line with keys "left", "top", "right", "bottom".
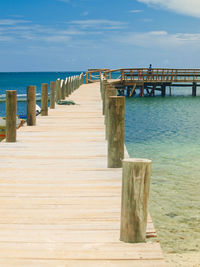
{"left": 121, "top": 70, "right": 124, "bottom": 81}
{"left": 61, "top": 79, "right": 66, "bottom": 100}
{"left": 102, "top": 80, "right": 106, "bottom": 115}
{"left": 56, "top": 79, "right": 61, "bottom": 103}
{"left": 161, "top": 84, "right": 166, "bottom": 97}
{"left": 50, "top": 82, "right": 55, "bottom": 109}
{"left": 86, "top": 72, "right": 88, "bottom": 84}
{"left": 65, "top": 78, "right": 69, "bottom": 97}
{"left": 41, "top": 83, "right": 48, "bottom": 116}
{"left": 120, "top": 158, "right": 152, "bottom": 243}
{"left": 140, "top": 84, "right": 144, "bottom": 97}
{"left": 27, "top": 86, "right": 36, "bottom": 126}
{"left": 6, "top": 90, "right": 17, "bottom": 142}
{"left": 104, "top": 84, "right": 116, "bottom": 126}
{"left": 192, "top": 82, "right": 197, "bottom": 96}
{"left": 107, "top": 96, "right": 125, "bottom": 167}
{"left": 109, "top": 72, "right": 111, "bottom": 79}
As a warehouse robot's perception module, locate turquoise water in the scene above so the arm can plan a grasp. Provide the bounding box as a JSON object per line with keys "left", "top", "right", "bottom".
{"left": 125, "top": 95, "right": 200, "bottom": 254}
{"left": 0, "top": 72, "right": 199, "bottom": 255}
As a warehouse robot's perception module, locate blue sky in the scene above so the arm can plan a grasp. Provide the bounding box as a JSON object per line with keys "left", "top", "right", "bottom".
{"left": 1, "top": 0, "right": 200, "bottom": 71}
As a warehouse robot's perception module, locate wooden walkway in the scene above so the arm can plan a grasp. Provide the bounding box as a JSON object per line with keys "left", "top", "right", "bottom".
{"left": 0, "top": 83, "right": 166, "bottom": 266}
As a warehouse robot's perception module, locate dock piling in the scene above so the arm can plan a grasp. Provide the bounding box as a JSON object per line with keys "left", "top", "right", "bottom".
{"left": 41, "top": 83, "right": 48, "bottom": 116}
{"left": 120, "top": 158, "right": 152, "bottom": 243}
{"left": 6, "top": 90, "right": 17, "bottom": 142}
{"left": 27, "top": 86, "right": 36, "bottom": 125}
{"left": 107, "top": 96, "right": 125, "bottom": 167}
{"left": 50, "top": 82, "right": 55, "bottom": 109}
{"left": 104, "top": 85, "right": 116, "bottom": 139}
{"left": 56, "top": 79, "right": 61, "bottom": 103}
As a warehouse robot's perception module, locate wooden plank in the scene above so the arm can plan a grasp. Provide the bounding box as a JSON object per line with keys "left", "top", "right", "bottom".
{"left": 0, "top": 259, "right": 167, "bottom": 267}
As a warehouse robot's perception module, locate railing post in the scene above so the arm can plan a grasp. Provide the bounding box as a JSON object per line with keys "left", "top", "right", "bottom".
{"left": 86, "top": 72, "right": 88, "bottom": 84}
{"left": 27, "top": 86, "right": 36, "bottom": 126}
{"left": 56, "top": 79, "right": 61, "bottom": 103}
{"left": 41, "top": 83, "right": 48, "bottom": 116}
{"left": 107, "top": 96, "right": 125, "bottom": 167}
{"left": 6, "top": 90, "right": 17, "bottom": 142}
{"left": 121, "top": 70, "right": 124, "bottom": 81}
{"left": 50, "top": 82, "right": 55, "bottom": 109}
{"left": 120, "top": 158, "right": 152, "bottom": 243}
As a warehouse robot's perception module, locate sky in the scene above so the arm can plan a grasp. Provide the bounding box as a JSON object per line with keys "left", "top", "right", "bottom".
{"left": 1, "top": 0, "right": 200, "bottom": 71}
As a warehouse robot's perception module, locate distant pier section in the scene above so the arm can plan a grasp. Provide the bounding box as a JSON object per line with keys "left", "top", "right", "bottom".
{"left": 86, "top": 68, "right": 200, "bottom": 97}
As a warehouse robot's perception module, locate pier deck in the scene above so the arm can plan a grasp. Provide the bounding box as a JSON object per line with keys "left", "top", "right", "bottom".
{"left": 0, "top": 83, "right": 166, "bottom": 266}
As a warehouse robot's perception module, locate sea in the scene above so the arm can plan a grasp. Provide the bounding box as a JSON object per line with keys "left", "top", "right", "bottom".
{"left": 0, "top": 72, "right": 200, "bottom": 258}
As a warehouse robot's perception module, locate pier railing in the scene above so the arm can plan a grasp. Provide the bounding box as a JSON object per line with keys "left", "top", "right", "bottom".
{"left": 86, "top": 68, "right": 200, "bottom": 83}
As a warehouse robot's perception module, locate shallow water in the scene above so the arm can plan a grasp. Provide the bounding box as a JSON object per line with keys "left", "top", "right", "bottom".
{"left": 125, "top": 95, "right": 200, "bottom": 255}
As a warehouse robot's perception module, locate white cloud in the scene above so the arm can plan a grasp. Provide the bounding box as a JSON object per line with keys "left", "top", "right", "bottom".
{"left": 129, "top": 9, "right": 143, "bottom": 13}
{"left": 118, "top": 30, "right": 200, "bottom": 48}
{"left": 0, "top": 19, "right": 30, "bottom": 25}
{"left": 137, "top": 0, "right": 200, "bottom": 18}
{"left": 69, "top": 19, "right": 127, "bottom": 30}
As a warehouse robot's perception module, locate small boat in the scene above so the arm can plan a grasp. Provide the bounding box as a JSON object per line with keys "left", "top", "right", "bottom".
{"left": 0, "top": 105, "right": 40, "bottom": 141}
{"left": 0, "top": 116, "right": 25, "bottom": 141}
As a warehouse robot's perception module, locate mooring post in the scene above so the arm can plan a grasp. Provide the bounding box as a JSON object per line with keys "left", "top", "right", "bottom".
{"left": 65, "top": 78, "right": 69, "bottom": 97}
{"left": 104, "top": 84, "right": 116, "bottom": 129}
{"left": 61, "top": 79, "right": 66, "bottom": 100}
{"left": 56, "top": 79, "right": 61, "bottom": 103}
{"left": 27, "top": 86, "right": 36, "bottom": 125}
{"left": 120, "top": 158, "right": 152, "bottom": 243}
{"left": 50, "top": 82, "right": 55, "bottom": 109}
{"left": 107, "top": 96, "right": 125, "bottom": 167}
{"left": 41, "top": 83, "right": 48, "bottom": 116}
{"left": 102, "top": 80, "right": 106, "bottom": 115}
{"left": 6, "top": 90, "right": 17, "bottom": 142}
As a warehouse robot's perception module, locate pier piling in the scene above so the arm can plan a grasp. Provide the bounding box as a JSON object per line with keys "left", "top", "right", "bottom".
{"left": 27, "top": 86, "right": 36, "bottom": 125}
{"left": 50, "top": 82, "right": 55, "bottom": 109}
{"left": 6, "top": 90, "right": 17, "bottom": 142}
{"left": 120, "top": 158, "right": 152, "bottom": 243}
{"left": 107, "top": 96, "right": 125, "bottom": 167}
{"left": 104, "top": 85, "right": 116, "bottom": 140}
{"left": 41, "top": 83, "right": 48, "bottom": 116}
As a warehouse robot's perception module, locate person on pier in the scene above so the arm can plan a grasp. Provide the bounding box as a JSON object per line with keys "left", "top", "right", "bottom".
{"left": 148, "top": 64, "right": 152, "bottom": 74}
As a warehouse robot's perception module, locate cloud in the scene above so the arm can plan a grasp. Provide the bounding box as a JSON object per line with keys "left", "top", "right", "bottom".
{"left": 129, "top": 9, "right": 143, "bottom": 13}
{"left": 0, "top": 19, "right": 30, "bottom": 25}
{"left": 69, "top": 19, "right": 127, "bottom": 30}
{"left": 137, "top": 0, "right": 200, "bottom": 18}
{"left": 118, "top": 30, "right": 200, "bottom": 48}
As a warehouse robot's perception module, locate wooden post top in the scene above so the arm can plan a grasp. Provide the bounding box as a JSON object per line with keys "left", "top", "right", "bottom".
{"left": 123, "top": 158, "right": 152, "bottom": 164}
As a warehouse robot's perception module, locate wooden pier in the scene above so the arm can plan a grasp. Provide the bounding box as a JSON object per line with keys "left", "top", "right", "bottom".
{"left": 0, "top": 82, "right": 166, "bottom": 266}
{"left": 86, "top": 68, "right": 200, "bottom": 97}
